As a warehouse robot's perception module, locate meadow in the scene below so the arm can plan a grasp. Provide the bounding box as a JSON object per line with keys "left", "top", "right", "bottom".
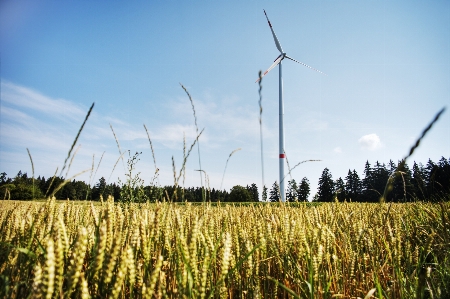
{"left": 1, "top": 198, "right": 449, "bottom": 298}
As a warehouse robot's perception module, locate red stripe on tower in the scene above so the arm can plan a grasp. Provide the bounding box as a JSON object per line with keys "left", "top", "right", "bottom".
{"left": 279, "top": 154, "right": 285, "bottom": 158}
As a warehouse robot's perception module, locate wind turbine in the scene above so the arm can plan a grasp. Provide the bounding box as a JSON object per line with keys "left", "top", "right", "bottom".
{"left": 256, "top": 9, "right": 325, "bottom": 202}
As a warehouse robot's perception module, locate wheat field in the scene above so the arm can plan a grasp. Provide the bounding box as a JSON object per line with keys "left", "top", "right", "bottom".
{"left": 0, "top": 198, "right": 449, "bottom": 298}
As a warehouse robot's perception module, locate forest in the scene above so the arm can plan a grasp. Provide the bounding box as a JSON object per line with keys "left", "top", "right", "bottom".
{"left": 1, "top": 157, "right": 449, "bottom": 203}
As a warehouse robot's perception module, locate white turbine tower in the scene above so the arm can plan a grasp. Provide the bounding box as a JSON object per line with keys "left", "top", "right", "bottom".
{"left": 256, "top": 9, "right": 325, "bottom": 202}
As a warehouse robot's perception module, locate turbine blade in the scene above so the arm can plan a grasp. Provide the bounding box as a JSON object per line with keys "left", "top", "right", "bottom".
{"left": 285, "top": 55, "right": 327, "bottom": 75}
{"left": 264, "top": 10, "right": 283, "bottom": 53}
{"left": 256, "top": 55, "right": 283, "bottom": 83}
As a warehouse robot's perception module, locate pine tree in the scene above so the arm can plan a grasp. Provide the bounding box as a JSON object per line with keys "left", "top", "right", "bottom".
{"left": 297, "top": 177, "right": 310, "bottom": 202}
{"left": 362, "top": 161, "right": 389, "bottom": 202}
{"left": 345, "top": 169, "right": 362, "bottom": 202}
{"left": 412, "top": 161, "right": 427, "bottom": 200}
{"left": 262, "top": 185, "right": 268, "bottom": 202}
{"left": 436, "top": 157, "right": 450, "bottom": 195}
{"left": 92, "top": 177, "right": 107, "bottom": 200}
{"left": 362, "top": 161, "right": 374, "bottom": 202}
{"left": 390, "top": 161, "right": 416, "bottom": 202}
{"left": 335, "top": 177, "right": 345, "bottom": 202}
{"left": 317, "top": 168, "right": 335, "bottom": 202}
{"left": 425, "top": 159, "right": 438, "bottom": 197}
{"left": 269, "top": 181, "right": 280, "bottom": 202}
{"left": 373, "top": 161, "right": 389, "bottom": 202}
{"left": 286, "top": 179, "right": 298, "bottom": 202}
{"left": 246, "top": 183, "right": 259, "bottom": 202}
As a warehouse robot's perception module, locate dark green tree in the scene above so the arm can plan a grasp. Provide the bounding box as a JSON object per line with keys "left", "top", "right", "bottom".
{"left": 335, "top": 177, "right": 345, "bottom": 202}
{"left": 389, "top": 161, "right": 416, "bottom": 202}
{"left": 412, "top": 162, "right": 427, "bottom": 200}
{"left": 229, "top": 185, "right": 252, "bottom": 202}
{"left": 286, "top": 179, "right": 298, "bottom": 202}
{"left": 317, "top": 168, "right": 334, "bottom": 202}
{"left": 262, "top": 185, "right": 268, "bottom": 202}
{"left": 362, "top": 161, "right": 374, "bottom": 202}
{"left": 9, "top": 171, "right": 44, "bottom": 200}
{"left": 345, "top": 170, "right": 362, "bottom": 202}
{"left": 246, "top": 183, "right": 259, "bottom": 202}
{"left": 297, "top": 177, "right": 310, "bottom": 202}
{"left": 0, "top": 172, "right": 8, "bottom": 184}
{"left": 61, "top": 181, "right": 77, "bottom": 200}
{"left": 92, "top": 177, "right": 107, "bottom": 200}
{"left": 362, "top": 161, "right": 389, "bottom": 202}
{"left": 269, "top": 181, "right": 280, "bottom": 202}
{"left": 425, "top": 159, "right": 438, "bottom": 197}
{"left": 435, "top": 157, "right": 450, "bottom": 196}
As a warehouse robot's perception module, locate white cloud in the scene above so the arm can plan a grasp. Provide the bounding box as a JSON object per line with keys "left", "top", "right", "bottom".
{"left": 333, "top": 146, "right": 342, "bottom": 153}
{"left": 358, "top": 133, "right": 382, "bottom": 151}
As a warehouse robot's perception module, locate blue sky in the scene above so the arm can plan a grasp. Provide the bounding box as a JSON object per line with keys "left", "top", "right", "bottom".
{"left": 1, "top": 0, "right": 449, "bottom": 200}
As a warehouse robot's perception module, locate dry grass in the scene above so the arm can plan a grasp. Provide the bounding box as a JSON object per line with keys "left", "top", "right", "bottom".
{"left": 1, "top": 199, "right": 449, "bottom": 298}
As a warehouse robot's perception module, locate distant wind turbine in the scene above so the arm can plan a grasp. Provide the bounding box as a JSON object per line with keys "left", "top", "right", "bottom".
{"left": 256, "top": 9, "right": 325, "bottom": 202}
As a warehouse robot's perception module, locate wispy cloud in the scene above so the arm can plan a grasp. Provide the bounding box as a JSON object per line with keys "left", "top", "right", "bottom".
{"left": 152, "top": 124, "right": 200, "bottom": 149}
{"left": 0, "top": 81, "right": 107, "bottom": 180}
{"left": 168, "top": 93, "right": 265, "bottom": 147}
{"left": 358, "top": 133, "right": 382, "bottom": 151}
{"left": 1, "top": 81, "right": 86, "bottom": 121}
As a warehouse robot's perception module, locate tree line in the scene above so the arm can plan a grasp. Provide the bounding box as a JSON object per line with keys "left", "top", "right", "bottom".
{"left": 263, "top": 157, "right": 450, "bottom": 202}
{"left": 311, "top": 157, "right": 449, "bottom": 202}
{"left": 0, "top": 171, "right": 260, "bottom": 203}
{"left": 1, "top": 157, "right": 449, "bottom": 202}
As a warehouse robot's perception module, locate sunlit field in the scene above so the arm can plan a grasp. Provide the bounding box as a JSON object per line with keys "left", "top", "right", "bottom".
{"left": 1, "top": 198, "right": 449, "bottom": 298}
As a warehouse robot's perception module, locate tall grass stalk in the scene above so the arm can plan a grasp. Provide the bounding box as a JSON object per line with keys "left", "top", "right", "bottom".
{"left": 110, "top": 123, "right": 125, "bottom": 172}
{"left": 107, "top": 151, "right": 126, "bottom": 184}
{"left": 65, "top": 144, "right": 81, "bottom": 178}
{"left": 143, "top": 124, "right": 160, "bottom": 185}
{"left": 176, "top": 129, "right": 204, "bottom": 185}
{"left": 92, "top": 151, "right": 105, "bottom": 186}
{"left": 220, "top": 148, "right": 241, "bottom": 191}
{"left": 44, "top": 167, "right": 59, "bottom": 198}
{"left": 180, "top": 83, "right": 204, "bottom": 201}
{"left": 258, "top": 71, "right": 265, "bottom": 196}
{"left": 195, "top": 169, "right": 210, "bottom": 200}
{"left": 44, "top": 103, "right": 94, "bottom": 198}
{"left": 169, "top": 128, "right": 204, "bottom": 201}
{"left": 26, "top": 148, "right": 35, "bottom": 199}
{"left": 183, "top": 132, "right": 186, "bottom": 189}
{"left": 86, "top": 154, "right": 95, "bottom": 200}
{"left": 60, "top": 102, "right": 94, "bottom": 177}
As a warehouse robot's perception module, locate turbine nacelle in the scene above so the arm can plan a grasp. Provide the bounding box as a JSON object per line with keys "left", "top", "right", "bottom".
{"left": 275, "top": 53, "right": 286, "bottom": 61}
